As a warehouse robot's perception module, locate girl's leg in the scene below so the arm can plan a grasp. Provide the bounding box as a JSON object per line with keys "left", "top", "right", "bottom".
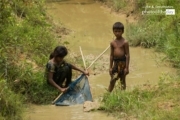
{"left": 65, "top": 66, "right": 72, "bottom": 87}
{"left": 56, "top": 66, "right": 71, "bottom": 87}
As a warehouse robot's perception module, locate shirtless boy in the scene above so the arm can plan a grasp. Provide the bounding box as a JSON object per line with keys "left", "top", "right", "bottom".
{"left": 108, "top": 22, "right": 130, "bottom": 92}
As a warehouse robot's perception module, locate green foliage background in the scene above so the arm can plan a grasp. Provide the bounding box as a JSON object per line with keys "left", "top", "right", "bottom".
{"left": 0, "top": 0, "right": 61, "bottom": 119}
{"left": 125, "top": 0, "right": 180, "bottom": 68}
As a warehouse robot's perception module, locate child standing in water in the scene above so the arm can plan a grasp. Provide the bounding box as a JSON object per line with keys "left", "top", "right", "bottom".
{"left": 46, "top": 46, "right": 89, "bottom": 93}
{"left": 108, "top": 22, "right": 130, "bottom": 92}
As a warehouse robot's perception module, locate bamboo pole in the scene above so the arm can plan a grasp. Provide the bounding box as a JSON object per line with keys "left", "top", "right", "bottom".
{"left": 79, "top": 46, "right": 87, "bottom": 69}
{"left": 79, "top": 47, "right": 93, "bottom": 101}
{"left": 87, "top": 45, "right": 110, "bottom": 70}
{"left": 52, "top": 93, "right": 62, "bottom": 104}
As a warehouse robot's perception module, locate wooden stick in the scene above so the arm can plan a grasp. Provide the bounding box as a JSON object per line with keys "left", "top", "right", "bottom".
{"left": 79, "top": 46, "right": 87, "bottom": 69}
{"left": 79, "top": 47, "right": 92, "bottom": 101}
{"left": 52, "top": 93, "right": 62, "bottom": 104}
{"left": 87, "top": 45, "right": 110, "bottom": 70}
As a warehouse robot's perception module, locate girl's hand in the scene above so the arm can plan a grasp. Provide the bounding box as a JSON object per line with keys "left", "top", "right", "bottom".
{"left": 64, "top": 87, "right": 69, "bottom": 93}
{"left": 83, "top": 70, "right": 89, "bottom": 76}
{"left": 59, "top": 88, "right": 66, "bottom": 93}
{"left": 59, "top": 87, "right": 69, "bottom": 93}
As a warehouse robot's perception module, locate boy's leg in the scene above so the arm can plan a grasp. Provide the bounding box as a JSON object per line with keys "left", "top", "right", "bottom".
{"left": 120, "top": 75, "right": 126, "bottom": 90}
{"left": 108, "top": 75, "right": 117, "bottom": 92}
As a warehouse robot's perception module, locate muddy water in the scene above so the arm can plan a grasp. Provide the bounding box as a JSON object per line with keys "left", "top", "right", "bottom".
{"left": 25, "top": 0, "right": 175, "bottom": 120}
{"left": 46, "top": 0, "right": 127, "bottom": 55}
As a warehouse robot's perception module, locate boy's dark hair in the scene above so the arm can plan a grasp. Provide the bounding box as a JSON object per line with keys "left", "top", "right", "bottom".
{"left": 112, "top": 22, "right": 124, "bottom": 32}
{"left": 49, "top": 46, "right": 68, "bottom": 59}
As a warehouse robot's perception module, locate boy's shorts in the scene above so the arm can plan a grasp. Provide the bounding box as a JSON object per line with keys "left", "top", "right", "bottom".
{"left": 112, "top": 57, "right": 126, "bottom": 79}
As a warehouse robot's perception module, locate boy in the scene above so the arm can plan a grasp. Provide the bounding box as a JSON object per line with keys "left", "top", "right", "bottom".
{"left": 46, "top": 46, "right": 89, "bottom": 93}
{"left": 108, "top": 22, "right": 130, "bottom": 92}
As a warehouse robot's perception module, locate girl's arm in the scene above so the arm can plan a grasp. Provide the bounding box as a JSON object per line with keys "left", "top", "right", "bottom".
{"left": 71, "top": 64, "right": 89, "bottom": 75}
{"left": 48, "top": 72, "right": 65, "bottom": 92}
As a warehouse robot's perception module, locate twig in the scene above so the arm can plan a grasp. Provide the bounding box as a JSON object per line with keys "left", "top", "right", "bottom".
{"left": 87, "top": 45, "right": 110, "bottom": 70}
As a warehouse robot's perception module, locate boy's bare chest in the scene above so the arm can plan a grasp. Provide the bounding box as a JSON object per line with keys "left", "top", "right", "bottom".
{"left": 113, "top": 41, "right": 125, "bottom": 48}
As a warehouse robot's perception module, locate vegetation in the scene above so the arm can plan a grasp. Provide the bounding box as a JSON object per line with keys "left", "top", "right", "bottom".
{"left": 126, "top": 0, "right": 180, "bottom": 68}
{"left": 0, "top": 80, "right": 24, "bottom": 120}
{"left": 0, "top": 0, "right": 68, "bottom": 119}
{"left": 101, "top": 73, "right": 180, "bottom": 119}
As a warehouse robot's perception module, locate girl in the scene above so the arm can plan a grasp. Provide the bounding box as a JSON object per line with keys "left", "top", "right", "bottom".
{"left": 46, "top": 46, "right": 89, "bottom": 93}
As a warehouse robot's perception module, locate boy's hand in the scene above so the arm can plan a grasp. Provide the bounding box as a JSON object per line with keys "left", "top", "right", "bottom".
{"left": 83, "top": 70, "right": 89, "bottom": 76}
{"left": 124, "top": 68, "right": 129, "bottom": 75}
{"left": 109, "top": 68, "right": 113, "bottom": 76}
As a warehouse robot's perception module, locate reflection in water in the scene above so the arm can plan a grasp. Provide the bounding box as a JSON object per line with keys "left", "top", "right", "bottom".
{"left": 25, "top": 0, "right": 175, "bottom": 120}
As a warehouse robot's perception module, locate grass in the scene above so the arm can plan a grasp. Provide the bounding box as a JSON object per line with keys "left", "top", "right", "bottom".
{"left": 101, "top": 73, "right": 180, "bottom": 119}
{"left": 125, "top": 0, "right": 180, "bottom": 68}
{"left": 0, "top": 80, "right": 24, "bottom": 120}
{"left": 0, "top": 0, "right": 70, "bottom": 119}
{"left": 0, "top": 0, "right": 61, "bottom": 103}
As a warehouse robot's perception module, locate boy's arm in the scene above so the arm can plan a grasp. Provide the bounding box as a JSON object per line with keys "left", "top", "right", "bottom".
{"left": 109, "top": 42, "right": 114, "bottom": 75}
{"left": 71, "top": 64, "right": 89, "bottom": 75}
{"left": 124, "top": 41, "right": 130, "bottom": 72}
{"left": 48, "top": 72, "right": 64, "bottom": 92}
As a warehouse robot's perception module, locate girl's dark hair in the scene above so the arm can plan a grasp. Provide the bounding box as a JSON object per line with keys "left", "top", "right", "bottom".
{"left": 112, "top": 22, "right": 124, "bottom": 32}
{"left": 49, "top": 46, "right": 68, "bottom": 59}
{"left": 49, "top": 52, "right": 54, "bottom": 59}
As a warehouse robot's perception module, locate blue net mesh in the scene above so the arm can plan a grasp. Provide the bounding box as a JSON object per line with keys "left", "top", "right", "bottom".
{"left": 54, "top": 74, "right": 93, "bottom": 106}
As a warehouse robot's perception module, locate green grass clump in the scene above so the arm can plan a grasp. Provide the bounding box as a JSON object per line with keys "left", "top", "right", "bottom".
{"left": 0, "top": 80, "right": 24, "bottom": 120}
{"left": 101, "top": 73, "right": 180, "bottom": 119}
{"left": 125, "top": 0, "right": 180, "bottom": 68}
{"left": 0, "top": 0, "right": 65, "bottom": 105}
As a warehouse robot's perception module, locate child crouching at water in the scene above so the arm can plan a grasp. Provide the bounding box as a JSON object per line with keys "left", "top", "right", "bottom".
{"left": 45, "top": 46, "right": 89, "bottom": 93}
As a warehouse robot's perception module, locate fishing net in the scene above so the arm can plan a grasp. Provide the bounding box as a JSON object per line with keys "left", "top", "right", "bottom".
{"left": 54, "top": 74, "right": 93, "bottom": 106}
